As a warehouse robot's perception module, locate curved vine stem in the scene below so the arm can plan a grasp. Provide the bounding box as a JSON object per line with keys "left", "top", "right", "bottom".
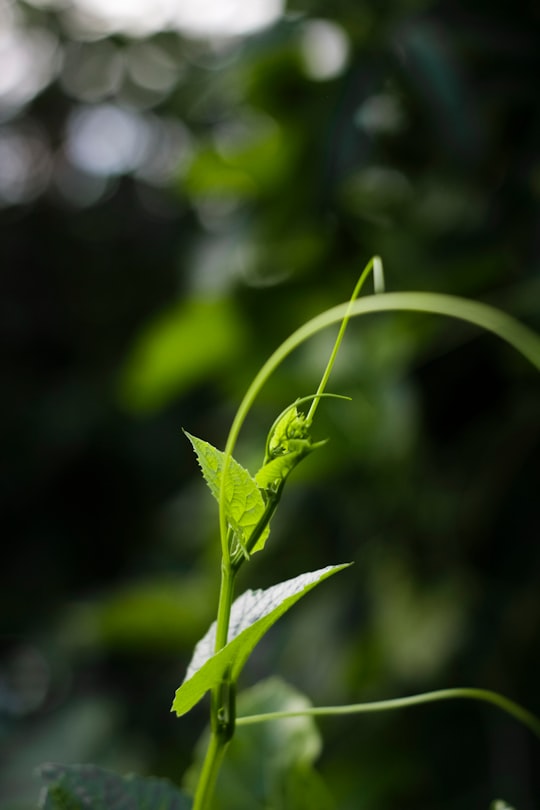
{"left": 236, "top": 687, "right": 540, "bottom": 740}
{"left": 221, "top": 288, "right": 540, "bottom": 498}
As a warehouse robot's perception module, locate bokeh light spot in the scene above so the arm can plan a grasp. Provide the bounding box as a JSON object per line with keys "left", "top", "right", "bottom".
{"left": 65, "top": 104, "right": 151, "bottom": 175}
{"left": 0, "top": 25, "right": 60, "bottom": 115}
{"left": 300, "top": 19, "right": 349, "bottom": 81}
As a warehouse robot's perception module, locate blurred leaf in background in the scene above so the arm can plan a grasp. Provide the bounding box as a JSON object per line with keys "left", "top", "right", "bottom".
{"left": 118, "top": 297, "right": 247, "bottom": 412}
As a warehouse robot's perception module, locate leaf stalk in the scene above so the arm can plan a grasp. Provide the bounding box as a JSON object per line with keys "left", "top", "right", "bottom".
{"left": 236, "top": 687, "right": 540, "bottom": 740}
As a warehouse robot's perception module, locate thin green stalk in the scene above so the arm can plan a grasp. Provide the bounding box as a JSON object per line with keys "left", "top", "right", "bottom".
{"left": 305, "top": 256, "right": 380, "bottom": 426}
{"left": 236, "top": 687, "right": 540, "bottom": 740}
{"left": 372, "top": 255, "right": 385, "bottom": 293}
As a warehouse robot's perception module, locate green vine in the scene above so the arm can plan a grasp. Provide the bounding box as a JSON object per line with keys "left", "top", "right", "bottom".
{"left": 173, "top": 257, "right": 540, "bottom": 810}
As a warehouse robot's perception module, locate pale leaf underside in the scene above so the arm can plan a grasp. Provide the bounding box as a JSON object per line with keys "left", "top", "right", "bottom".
{"left": 172, "top": 564, "right": 350, "bottom": 717}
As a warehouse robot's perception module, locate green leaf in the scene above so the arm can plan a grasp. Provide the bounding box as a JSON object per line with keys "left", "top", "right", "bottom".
{"left": 184, "top": 678, "right": 335, "bottom": 810}
{"left": 184, "top": 431, "right": 270, "bottom": 554}
{"left": 39, "top": 763, "right": 192, "bottom": 810}
{"left": 171, "top": 564, "right": 350, "bottom": 718}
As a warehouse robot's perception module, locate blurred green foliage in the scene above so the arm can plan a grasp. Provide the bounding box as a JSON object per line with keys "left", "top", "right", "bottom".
{"left": 1, "top": 0, "right": 539, "bottom": 808}
{"left": 119, "top": 298, "right": 247, "bottom": 412}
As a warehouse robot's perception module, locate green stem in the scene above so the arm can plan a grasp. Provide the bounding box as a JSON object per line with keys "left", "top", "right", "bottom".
{"left": 236, "top": 687, "right": 540, "bottom": 740}
{"left": 211, "top": 563, "right": 236, "bottom": 753}
{"left": 192, "top": 560, "right": 236, "bottom": 809}
{"left": 214, "top": 561, "right": 235, "bottom": 653}
{"left": 192, "top": 730, "right": 229, "bottom": 810}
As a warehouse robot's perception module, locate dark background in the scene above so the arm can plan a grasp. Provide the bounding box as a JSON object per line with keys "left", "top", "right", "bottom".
{"left": 1, "top": 0, "right": 539, "bottom": 808}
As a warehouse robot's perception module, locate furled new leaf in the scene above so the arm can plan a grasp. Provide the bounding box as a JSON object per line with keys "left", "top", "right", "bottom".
{"left": 171, "top": 564, "right": 350, "bottom": 718}
{"left": 39, "top": 763, "right": 192, "bottom": 809}
{"left": 184, "top": 431, "right": 270, "bottom": 554}
{"left": 268, "top": 406, "right": 305, "bottom": 456}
